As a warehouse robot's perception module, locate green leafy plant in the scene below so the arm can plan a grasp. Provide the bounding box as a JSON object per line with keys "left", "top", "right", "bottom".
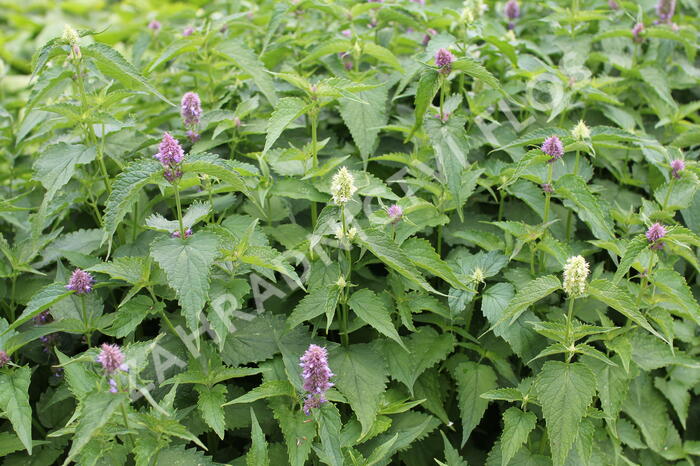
{"left": 0, "top": 0, "right": 699, "bottom": 464}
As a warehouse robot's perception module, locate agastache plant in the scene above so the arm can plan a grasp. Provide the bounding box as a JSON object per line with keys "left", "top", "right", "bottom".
{"left": 7, "top": 1, "right": 700, "bottom": 463}
{"left": 181, "top": 92, "right": 202, "bottom": 142}
{"left": 655, "top": 0, "right": 676, "bottom": 24}
{"left": 299, "top": 344, "right": 334, "bottom": 415}
{"left": 504, "top": 0, "right": 520, "bottom": 30}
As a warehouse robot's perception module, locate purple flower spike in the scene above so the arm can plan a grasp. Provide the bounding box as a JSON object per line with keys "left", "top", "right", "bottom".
{"left": 97, "top": 343, "right": 127, "bottom": 374}
{"left": 183, "top": 26, "right": 194, "bottom": 37}
{"left": 148, "top": 20, "right": 161, "bottom": 32}
{"left": 671, "top": 159, "right": 685, "bottom": 179}
{"left": 0, "top": 351, "right": 9, "bottom": 367}
{"left": 155, "top": 132, "right": 185, "bottom": 168}
{"left": 109, "top": 379, "right": 118, "bottom": 394}
{"left": 66, "top": 269, "right": 94, "bottom": 294}
{"left": 505, "top": 0, "right": 520, "bottom": 20}
{"left": 181, "top": 92, "right": 202, "bottom": 127}
{"left": 632, "top": 23, "right": 645, "bottom": 43}
{"left": 608, "top": 0, "right": 619, "bottom": 9}
{"left": 387, "top": 204, "right": 403, "bottom": 224}
{"left": 542, "top": 135, "right": 564, "bottom": 162}
{"left": 411, "top": 0, "right": 425, "bottom": 4}
{"left": 435, "top": 48, "right": 455, "bottom": 74}
{"left": 541, "top": 183, "right": 553, "bottom": 193}
{"left": 341, "top": 29, "right": 352, "bottom": 38}
{"left": 656, "top": 0, "right": 675, "bottom": 23}
{"left": 300, "top": 344, "right": 334, "bottom": 415}
{"left": 646, "top": 222, "right": 666, "bottom": 249}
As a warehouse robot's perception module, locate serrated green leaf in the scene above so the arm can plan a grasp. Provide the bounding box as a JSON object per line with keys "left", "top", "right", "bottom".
{"left": 582, "top": 357, "right": 628, "bottom": 428}
{"left": 108, "top": 295, "right": 162, "bottom": 338}
{"left": 223, "top": 380, "right": 296, "bottom": 406}
{"left": 500, "top": 407, "right": 537, "bottom": 466}
{"left": 83, "top": 43, "right": 172, "bottom": 105}
{"left": 454, "top": 362, "right": 498, "bottom": 447}
{"left": 482, "top": 282, "right": 544, "bottom": 363}
{"left": 0, "top": 367, "right": 32, "bottom": 454}
{"left": 263, "top": 97, "right": 310, "bottom": 154}
{"left": 153, "top": 445, "right": 219, "bottom": 465}
{"left": 5, "top": 283, "right": 71, "bottom": 335}
{"left": 87, "top": 256, "right": 147, "bottom": 285}
{"left": 355, "top": 228, "right": 439, "bottom": 294}
{"left": 145, "top": 201, "right": 210, "bottom": 233}
{"left": 535, "top": 361, "right": 596, "bottom": 466}
{"left": 150, "top": 232, "right": 219, "bottom": 332}
{"left": 490, "top": 275, "right": 561, "bottom": 329}
{"left": 196, "top": 385, "right": 227, "bottom": 440}
{"left": 348, "top": 289, "right": 406, "bottom": 350}
{"left": 452, "top": 57, "right": 503, "bottom": 93}
{"left": 383, "top": 327, "right": 455, "bottom": 395}
{"left": 425, "top": 115, "right": 471, "bottom": 217}
{"left": 440, "top": 431, "right": 468, "bottom": 466}
{"left": 270, "top": 397, "right": 316, "bottom": 466}
{"left": 217, "top": 39, "right": 277, "bottom": 104}
{"left": 411, "top": 69, "right": 440, "bottom": 134}
{"left": 287, "top": 284, "right": 341, "bottom": 331}
{"left": 401, "top": 237, "right": 469, "bottom": 290}
{"left": 622, "top": 373, "right": 673, "bottom": 453}
{"left": 362, "top": 42, "right": 402, "bottom": 71}
{"left": 102, "top": 158, "right": 163, "bottom": 248}
{"left": 555, "top": 174, "right": 615, "bottom": 240}
{"left": 588, "top": 279, "right": 666, "bottom": 342}
{"left": 612, "top": 235, "right": 648, "bottom": 284}
{"left": 652, "top": 268, "right": 700, "bottom": 324}
{"left": 181, "top": 152, "right": 250, "bottom": 196}
{"left": 315, "top": 403, "right": 344, "bottom": 466}
{"left": 247, "top": 408, "right": 269, "bottom": 466}
{"left": 64, "top": 392, "right": 127, "bottom": 464}
{"left": 330, "top": 344, "right": 387, "bottom": 438}
{"left": 33, "top": 143, "right": 96, "bottom": 202}
{"left": 338, "top": 85, "right": 388, "bottom": 164}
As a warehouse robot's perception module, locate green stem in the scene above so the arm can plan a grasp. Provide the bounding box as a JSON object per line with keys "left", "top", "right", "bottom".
{"left": 565, "top": 151, "right": 580, "bottom": 241}
{"left": 173, "top": 181, "right": 186, "bottom": 239}
{"left": 662, "top": 177, "right": 676, "bottom": 210}
{"left": 310, "top": 110, "right": 319, "bottom": 169}
{"left": 542, "top": 163, "right": 553, "bottom": 224}
{"left": 635, "top": 252, "right": 656, "bottom": 308}
{"left": 310, "top": 110, "right": 319, "bottom": 228}
{"left": 132, "top": 198, "right": 139, "bottom": 242}
{"left": 498, "top": 191, "right": 505, "bottom": 221}
{"left": 439, "top": 76, "right": 446, "bottom": 120}
{"left": 436, "top": 224, "right": 443, "bottom": 258}
{"left": 75, "top": 59, "right": 111, "bottom": 194}
{"left": 565, "top": 298, "right": 576, "bottom": 363}
{"left": 120, "top": 402, "right": 135, "bottom": 448}
{"left": 340, "top": 206, "right": 351, "bottom": 346}
{"left": 9, "top": 276, "right": 16, "bottom": 322}
{"left": 80, "top": 295, "right": 91, "bottom": 346}
{"left": 540, "top": 163, "right": 554, "bottom": 271}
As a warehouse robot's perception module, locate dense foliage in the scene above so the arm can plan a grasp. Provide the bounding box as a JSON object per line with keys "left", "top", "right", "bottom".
{"left": 1, "top": 0, "right": 700, "bottom": 464}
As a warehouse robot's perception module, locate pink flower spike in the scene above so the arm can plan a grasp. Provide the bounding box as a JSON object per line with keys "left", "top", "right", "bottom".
{"left": 66, "top": 269, "right": 94, "bottom": 294}
{"left": 435, "top": 48, "right": 455, "bottom": 74}
{"left": 671, "top": 159, "right": 685, "bottom": 179}
{"left": 542, "top": 135, "right": 564, "bottom": 161}
{"left": 97, "top": 343, "right": 126, "bottom": 374}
